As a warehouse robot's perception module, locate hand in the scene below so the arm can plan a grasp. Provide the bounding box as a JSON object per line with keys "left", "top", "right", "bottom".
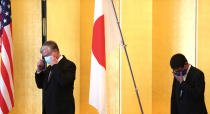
{"left": 50, "top": 56, "right": 58, "bottom": 66}
{"left": 37, "top": 59, "right": 44, "bottom": 72}
{"left": 172, "top": 72, "right": 184, "bottom": 83}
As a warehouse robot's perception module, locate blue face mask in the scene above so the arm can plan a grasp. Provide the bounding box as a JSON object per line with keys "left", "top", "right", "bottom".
{"left": 44, "top": 56, "right": 52, "bottom": 64}
{"left": 176, "top": 69, "right": 187, "bottom": 76}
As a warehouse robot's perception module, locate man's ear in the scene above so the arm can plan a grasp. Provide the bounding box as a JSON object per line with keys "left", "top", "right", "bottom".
{"left": 184, "top": 62, "right": 188, "bottom": 68}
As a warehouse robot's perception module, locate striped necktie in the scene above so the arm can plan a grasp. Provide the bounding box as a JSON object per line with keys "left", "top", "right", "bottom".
{"left": 48, "top": 71, "right": 52, "bottom": 82}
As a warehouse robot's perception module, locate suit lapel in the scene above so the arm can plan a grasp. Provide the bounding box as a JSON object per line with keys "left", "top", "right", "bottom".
{"left": 43, "top": 66, "right": 51, "bottom": 90}
{"left": 185, "top": 66, "right": 194, "bottom": 83}
{"left": 46, "top": 56, "right": 66, "bottom": 84}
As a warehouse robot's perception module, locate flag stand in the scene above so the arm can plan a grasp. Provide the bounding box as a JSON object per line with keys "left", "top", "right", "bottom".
{"left": 110, "top": 0, "right": 144, "bottom": 114}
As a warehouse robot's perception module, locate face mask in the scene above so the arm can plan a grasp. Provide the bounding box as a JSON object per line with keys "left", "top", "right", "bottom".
{"left": 176, "top": 69, "right": 187, "bottom": 76}
{"left": 44, "top": 56, "right": 52, "bottom": 64}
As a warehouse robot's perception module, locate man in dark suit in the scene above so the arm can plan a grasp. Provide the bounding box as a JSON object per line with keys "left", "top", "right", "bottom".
{"left": 170, "top": 53, "right": 207, "bottom": 114}
{"left": 35, "top": 41, "right": 76, "bottom": 114}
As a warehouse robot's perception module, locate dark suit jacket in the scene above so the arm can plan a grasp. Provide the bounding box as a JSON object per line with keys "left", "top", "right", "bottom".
{"left": 35, "top": 56, "right": 76, "bottom": 114}
{"left": 171, "top": 66, "right": 207, "bottom": 114}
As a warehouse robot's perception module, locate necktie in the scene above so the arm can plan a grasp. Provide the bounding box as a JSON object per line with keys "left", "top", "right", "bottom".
{"left": 48, "top": 71, "right": 52, "bottom": 82}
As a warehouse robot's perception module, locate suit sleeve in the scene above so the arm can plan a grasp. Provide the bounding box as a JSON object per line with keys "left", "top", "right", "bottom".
{"left": 35, "top": 71, "right": 46, "bottom": 89}
{"left": 171, "top": 78, "right": 178, "bottom": 114}
{"left": 51, "top": 61, "right": 76, "bottom": 87}
{"left": 180, "top": 71, "right": 205, "bottom": 99}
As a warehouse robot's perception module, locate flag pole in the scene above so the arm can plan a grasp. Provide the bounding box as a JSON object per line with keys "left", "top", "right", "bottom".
{"left": 110, "top": 0, "right": 144, "bottom": 114}
{"left": 42, "top": 0, "right": 47, "bottom": 45}
{"left": 41, "top": 0, "right": 47, "bottom": 104}
{"left": 42, "top": 0, "right": 47, "bottom": 67}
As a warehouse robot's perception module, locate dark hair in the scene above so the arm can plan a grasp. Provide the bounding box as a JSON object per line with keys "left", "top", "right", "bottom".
{"left": 170, "top": 53, "right": 188, "bottom": 70}
{"left": 40, "top": 40, "right": 59, "bottom": 53}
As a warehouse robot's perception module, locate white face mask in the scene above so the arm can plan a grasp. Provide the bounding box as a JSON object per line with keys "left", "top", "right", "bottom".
{"left": 44, "top": 56, "right": 52, "bottom": 64}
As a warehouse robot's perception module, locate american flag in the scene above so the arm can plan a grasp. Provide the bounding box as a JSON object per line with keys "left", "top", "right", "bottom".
{"left": 0, "top": 0, "right": 14, "bottom": 113}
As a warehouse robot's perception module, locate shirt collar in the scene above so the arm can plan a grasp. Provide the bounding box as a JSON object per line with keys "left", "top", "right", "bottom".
{"left": 58, "top": 55, "right": 63, "bottom": 63}
{"left": 183, "top": 64, "right": 191, "bottom": 81}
